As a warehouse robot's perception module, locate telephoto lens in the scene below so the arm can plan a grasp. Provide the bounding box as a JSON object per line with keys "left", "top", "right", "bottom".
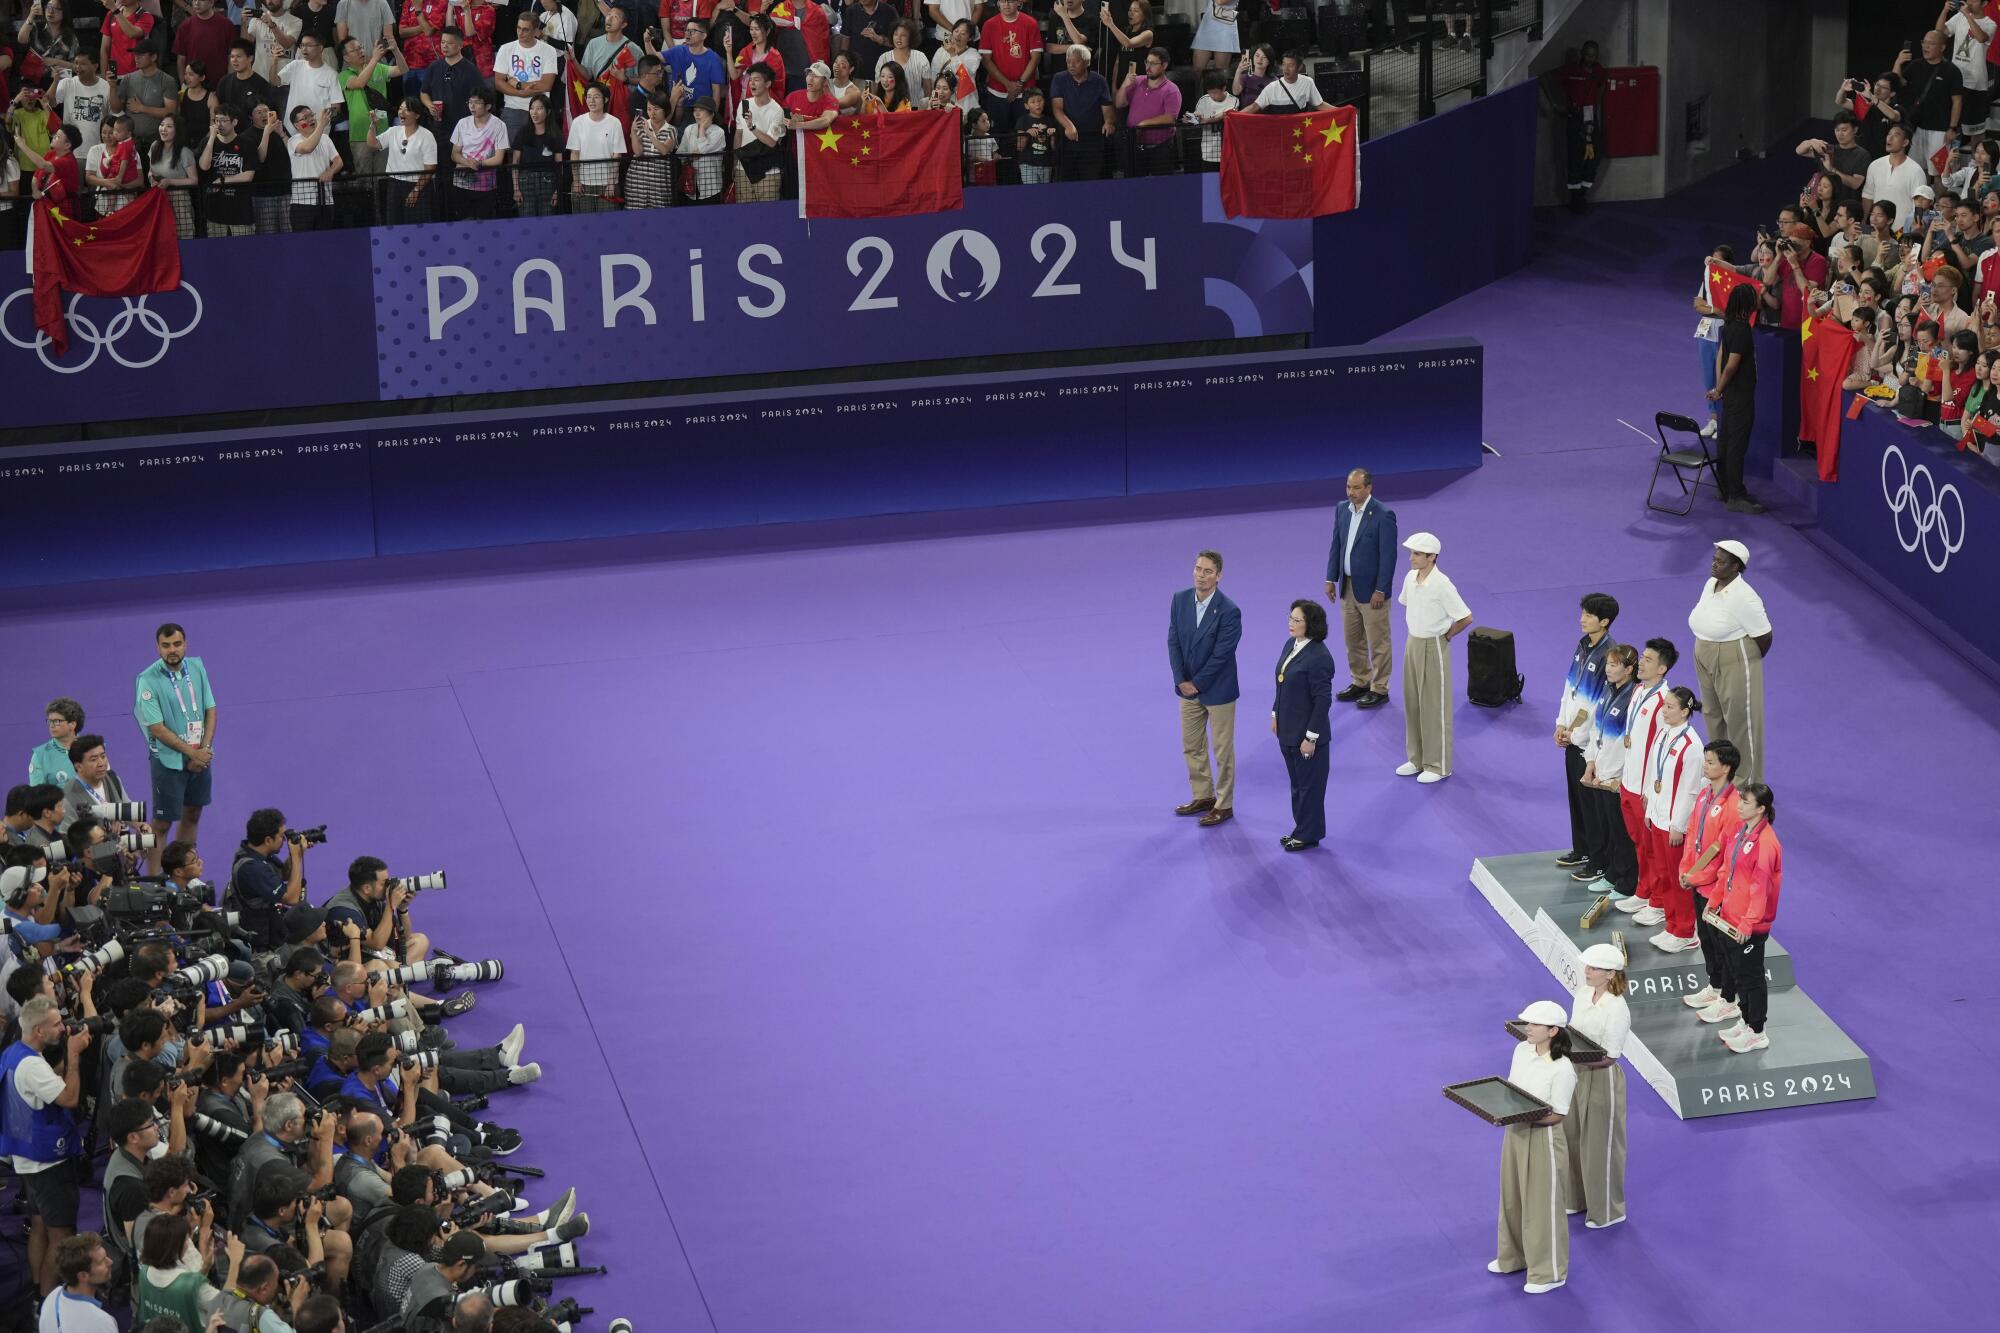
{"left": 435, "top": 959, "right": 504, "bottom": 986}
{"left": 513, "top": 1243, "right": 581, "bottom": 1273}
{"left": 380, "top": 963, "right": 430, "bottom": 987}
{"left": 172, "top": 954, "right": 229, "bottom": 987}
{"left": 71, "top": 939, "right": 127, "bottom": 974}
{"left": 390, "top": 1030, "right": 423, "bottom": 1054}
{"left": 483, "top": 1279, "right": 537, "bottom": 1308}
{"left": 401, "top": 1050, "right": 440, "bottom": 1073}
{"left": 208, "top": 1024, "right": 264, "bottom": 1045}
{"left": 293, "top": 825, "right": 329, "bottom": 847}
{"left": 43, "top": 840, "right": 67, "bottom": 861}
{"left": 609, "top": 1321, "right": 634, "bottom": 1333}
{"left": 436, "top": 1166, "right": 476, "bottom": 1191}
{"left": 398, "top": 870, "right": 447, "bottom": 893}
{"left": 188, "top": 1112, "right": 249, "bottom": 1143}
{"left": 353, "top": 997, "right": 411, "bottom": 1024}
{"left": 118, "top": 828, "right": 157, "bottom": 853}
{"left": 263, "top": 1031, "right": 299, "bottom": 1055}
{"left": 92, "top": 800, "right": 146, "bottom": 822}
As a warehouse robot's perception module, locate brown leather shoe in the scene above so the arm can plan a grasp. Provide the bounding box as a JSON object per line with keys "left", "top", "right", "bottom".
{"left": 1174, "top": 798, "right": 1216, "bottom": 816}
{"left": 1198, "top": 808, "right": 1233, "bottom": 827}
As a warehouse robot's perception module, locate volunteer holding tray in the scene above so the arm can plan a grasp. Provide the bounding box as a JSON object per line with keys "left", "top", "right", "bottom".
{"left": 1566, "top": 943, "right": 1631, "bottom": 1231}
{"left": 1489, "top": 1000, "right": 1576, "bottom": 1295}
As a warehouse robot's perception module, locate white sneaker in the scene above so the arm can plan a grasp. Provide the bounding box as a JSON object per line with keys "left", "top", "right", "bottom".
{"left": 498, "top": 1023, "right": 525, "bottom": 1068}
{"left": 1633, "top": 906, "right": 1666, "bottom": 926}
{"left": 1697, "top": 999, "right": 1741, "bottom": 1024}
{"left": 1700, "top": 418, "right": 1718, "bottom": 438}
{"left": 1564, "top": 1207, "right": 1584, "bottom": 1216}
{"left": 1724, "top": 1028, "right": 1770, "bottom": 1053}
{"left": 1721, "top": 1020, "right": 1748, "bottom": 1039}
{"left": 1612, "top": 895, "right": 1647, "bottom": 914}
{"left": 1584, "top": 1215, "right": 1626, "bottom": 1230}
{"left": 1417, "top": 770, "right": 1445, "bottom": 784}
{"left": 1683, "top": 986, "right": 1721, "bottom": 1008}
{"left": 1487, "top": 1259, "right": 1517, "bottom": 1274}
{"left": 1395, "top": 762, "right": 1420, "bottom": 776}
{"left": 1650, "top": 931, "right": 1697, "bottom": 953}
{"left": 507, "top": 1062, "right": 543, "bottom": 1086}
{"left": 1524, "top": 1278, "right": 1566, "bottom": 1294}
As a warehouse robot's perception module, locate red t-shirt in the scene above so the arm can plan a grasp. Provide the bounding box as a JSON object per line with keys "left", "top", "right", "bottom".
{"left": 399, "top": 0, "right": 449, "bottom": 71}
{"left": 663, "top": 0, "right": 699, "bottom": 42}
{"left": 172, "top": 13, "right": 238, "bottom": 83}
{"left": 104, "top": 9, "right": 157, "bottom": 78}
{"left": 783, "top": 89, "right": 838, "bottom": 121}
{"left": 978, "top": 13, "right": 1042, "bottom": 93}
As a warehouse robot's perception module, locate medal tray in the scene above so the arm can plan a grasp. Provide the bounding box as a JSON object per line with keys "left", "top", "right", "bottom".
{"left": 1443, "top": 1077, "right": 1553, "bottom": 1126}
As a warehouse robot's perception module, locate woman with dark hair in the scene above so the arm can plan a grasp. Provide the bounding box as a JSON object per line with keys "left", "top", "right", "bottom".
{"left": 870, "top": 59, "right": 913, "bottom": 113}
{"left": 134, "top": 1210, "right": 224, "bottom": 1324}
{"left": 1706, "top": 782, "right": 1782, "bottom": 1053}
{"left": 1232, "top": 42, "right": 1274, "bottom": 105}
{"left": 384, "top": 96, "right": 439, "bottom": 223}
{"left": 1706, "top": 282, "right": 1763, "bottom": 512}
{"left": 511, "top": 90, "right": 564, "bottom": 216}
{"left": 734, "top": 12, "right": 785, "bottom": 102}
{"left": 1099, "top": 0, "right": 1154, "bottom": 90}
{"left": 1490, "top": 999, "right": 1574, "bottom": 1295}
{"left": 1271, "top": 599, "right": 1334, "bottom": 852}
{"left": 1637, "top": 685, "right": 1705, "bottom": 954}
{"left": 148, "top": 113, "right": 199, "bottom": 237}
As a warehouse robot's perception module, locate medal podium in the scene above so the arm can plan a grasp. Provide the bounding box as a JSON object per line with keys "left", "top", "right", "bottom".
{"left": 1469, "top": 853, "right": 1875, "bottom": 1118}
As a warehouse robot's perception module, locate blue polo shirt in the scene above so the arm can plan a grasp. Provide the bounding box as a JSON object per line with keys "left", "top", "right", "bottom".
{"left": 339, "top": 1072, "right": 399, "bottom": 1115}
{"left": 28, "top": 739, "right": 75, "bottom": 789}
{"left": 134, "top": 657, "right": 215, "bottom": 772}
{"left": 667, "top": 45, "right": 726, "bottom": 103}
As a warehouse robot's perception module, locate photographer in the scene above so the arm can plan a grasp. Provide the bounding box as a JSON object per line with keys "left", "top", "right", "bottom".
{"left": 218, "top": 1250, "right": 314, "bottom": 1333}
{"left": 324, "top": 856, "right": 430, "bottom": 964}
{"left": 102, "top": 1096, "right": 170, "bottom": 1258}
{"left": 227, "top": 1090, "right": 336, "bottom": 1231}
{"left": 134, "top": 1207, "right": 224, "bottom": 1325}
{"left": 1839, "top": 73, "right": 1904, "bottom": 158}
{"left": 14, "top": 783, "right": 66, "bottom": 850}
{"left": 1758, "top": 223, "right": 1827, "bottom": 330}
{"left": 405, "top": 1228, "right": 485, "bottom": 1327}
{"left": 118, "top": 1059, "right": 200, "bottom": 1161}
{"left": 3, "top": 863, "right": 66, "bottom": 971}
{"left": 335, "top": 1108, "right": 413, "bottom": 1225}
{"left": 131, "top": 1152, "right": 211, "bottom": 1264}
{"left": 3, "top": 995, "right": 90, "bottom": 1296}
{"left": 280, "top": 905, "right": 347, "bottom": 971}
{"left": 244, "top": 1165, "right": 323, "bottom": 1266}
{"left": 229, "top": 809, "right": 311, "bottom": 950}
{"left": 265, "top": 947, "right": 331, "bottom": 1039}
{"left": 193, "top": 1048, "right": 271, "bottom": 1182}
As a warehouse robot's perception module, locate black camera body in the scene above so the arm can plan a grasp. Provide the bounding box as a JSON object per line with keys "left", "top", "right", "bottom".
{"left": 291, "top": 825, "right": 329, "bottom": 848}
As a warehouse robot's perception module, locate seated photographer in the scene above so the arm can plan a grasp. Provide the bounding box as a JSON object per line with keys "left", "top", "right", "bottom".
{"left": 217, "top": 1248, "right": 315, "bottom": 1333}
{"left": 160, "top": 840, "right": 215, "bottom": 906}
{"left": 3, "top": 862, "right": 68, "bottom": 977}
{"left": 325, "top": 855, "right": 432, "bottom": 966}
{"left": 193, "top": 1049, "right": 272, "bottom": 1183}
{"left": 277, "top": 905, "right": 348, "bottom": 973}
{"left": 226, "top": 1090, "right": 337, "bottom": 1232}
{"left": 295, "top": 1292, "right": 346, "bottom": 1333}
{"left": 303, "top": 996, "right": 350, "bottom": 1073}
{"left": 59, "top": 734, "right": 138, "bottom": 837}
{"left": 334, "top": 1109, "right": 413, "bottom": 1226}
{"left": 134, "top": 1207, "right": 225, "bottom": 1326}
{"left": 405, "top": 1227, "right": 486, "bottom": 1327}
{"left": 4, "top": 996, "right": 92, "bottom": 1296}
{"left": 264, "top": 947, "right": 330, "bottom": 1040}
{"left": 228, "top": 809, "right": 311, "bottom": 949}
{"left": 373, "top": 1203, "right": 446, "bottom": 1316}
{"left": 5, "top": 784, "right": 39, "bottom": 844}
{"left": 244, "top": 1165, "right": 326, "bottom": 1265}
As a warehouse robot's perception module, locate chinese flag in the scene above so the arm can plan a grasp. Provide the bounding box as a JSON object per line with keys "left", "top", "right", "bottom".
{"left": 1932, "top": 142, "right": 1951, "bottom": 176}
{"left": 32, "top": 189, "right": 180, "bottom": 358}
{"left": 799, "top": 109, "right": 963, "bottom": 220}
{"left": 1706, "top": 262, "right": 1760, "bottom": 326}
{"left": 1219, "top": 106, "right": 1359, "bottom": 219}
{"left": 1797, "top": 314, "right": 1859, "bottom": 482}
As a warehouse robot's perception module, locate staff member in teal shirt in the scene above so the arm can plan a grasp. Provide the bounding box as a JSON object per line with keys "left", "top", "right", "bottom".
{"left": 28, "top": 699, "right": 86, "bottom": 791}
{"left": 134, "top": 623, "right": 217, "bottom": 875}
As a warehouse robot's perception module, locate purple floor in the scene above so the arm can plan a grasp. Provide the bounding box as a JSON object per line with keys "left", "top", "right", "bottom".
{"left": 7, "top": 166, "right": 1999, "bottom": 1331}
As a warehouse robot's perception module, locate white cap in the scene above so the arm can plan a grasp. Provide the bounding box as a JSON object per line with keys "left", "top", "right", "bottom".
{"left": 1, "top": 865, "right": 48, "bottom": 897}
{"left": 1402, "top": 531, "right": 1441, "bottom": 555}
{"left": 1517, "top": 1000, "right": 1568, "bottom": 1026}
{"left": 807, "top": 61, "right": 832, "bottom": 80}
{"left": 1912, "top": 182, "right": 1935, "bottom": 199}
{"left": 1715, "top": 539, "right": 1750, "bottom": 566}
{"left": 1577, "top": 943, "right": 1626, "bottom": 971}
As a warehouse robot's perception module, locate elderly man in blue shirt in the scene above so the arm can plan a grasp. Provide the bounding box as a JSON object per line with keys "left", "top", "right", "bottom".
{"left": 134, "top": 623, "right": 217, "bottom": 874}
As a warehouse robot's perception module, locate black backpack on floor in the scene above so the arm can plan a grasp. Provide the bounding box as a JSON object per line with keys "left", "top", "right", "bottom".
{"left": 1467, "top": 627, "right": 1525, "bottom": 707}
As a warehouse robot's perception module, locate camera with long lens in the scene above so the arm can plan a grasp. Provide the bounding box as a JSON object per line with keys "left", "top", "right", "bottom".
{"left": 68, "top": 938, "right": 126, "bottom": 974}
{"left": 62, "top": 1015, "right": 114, "bottom": 1037}
{"left": 207, "top": 1023, "right": 266, "bottom": 1046}
{"left": 289, "top": 825, "right": 329, "bottom": 848}
{"left": 379, "top": 962, "right": 430, "bottom": 988}
{"left": 260, "top": 1058, "right": 311, "bottom": 1083}
{"left": 172, "top": 954, "right": 229, "bottom": 987}
{"left": 399, "top": 1049, "right": 440, "bottom": 1073}
{"left": 353, "top": 996, "right": 410, "bottom": 1024}
{"left": 396, "top": 871, "right": 446, "bottom": 894}
{"left": 188, "top": 1111, "right": 249, "bottom": 1144}
{"left": 434, "top": 959, "right": 504, "bottom": 986}
{"left": 92, "top": 800, "right": 146, "bottom": 822}
{"left": 118, "top": 828, "right": 156, "bottom": 854}
{"left": 481, "top": 1276, "right": 554, "bottom": 1307}
{"left": 511, "top": 1243, "right": 581, "bottom": 1274}
{"left": 263, "top": 1030, "right": 299, "bottom": 1056}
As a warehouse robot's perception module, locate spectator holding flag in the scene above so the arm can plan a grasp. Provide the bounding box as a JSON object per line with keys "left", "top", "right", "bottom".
{"left": 1838, "top": 73, "right": 1903, "bottom": 159}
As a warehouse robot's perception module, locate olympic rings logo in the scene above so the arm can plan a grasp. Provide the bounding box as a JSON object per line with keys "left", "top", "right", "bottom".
{"left": 1880, "top": 443, "right": 1967, "bottom": 574}
{"left": 0, "top": 282, "right": 203, "bottom": 374}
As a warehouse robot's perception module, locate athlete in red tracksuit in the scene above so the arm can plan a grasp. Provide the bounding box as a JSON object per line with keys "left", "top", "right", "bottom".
{"left": 1709, "top": 782, "right": 1783, "bottom": 1052}
{"left": 1675, "top": 740, "right": 1741, "bottom": 1014}
{"left": 1613, "top": 640, "right": 1676, "bottom": 912}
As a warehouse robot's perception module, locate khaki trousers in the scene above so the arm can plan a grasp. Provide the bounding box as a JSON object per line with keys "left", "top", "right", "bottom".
{"left": 1179, "top": 698, "right": 1236, "bottom": 808}
{"left": 1340, "top": 582, "right": 1393, "bottom": 692}
{"left": 1401, "top": 633, "right": 1454, "bottom": 775}
{"left": 1562, "top": 1063, "right": 1627, "bottom": 1227}
{"left": 1693, "top": 637, "right": 1765, "bottom": 785}
{"left": 1496, "top": 1122, "right": 1569, "bottom": 1286}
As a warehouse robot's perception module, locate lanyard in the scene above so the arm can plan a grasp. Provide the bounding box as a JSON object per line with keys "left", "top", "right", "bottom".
{"left": 1693, "top": 783, "right": 1734, "bottom": 846}
{"left": 1727, "top": 819, "right": 1764, "bottom": 884}
{"left": 164, "top": 666, "right": 196, "bottom": 718}
{"left": 1630, "top": 679, "right": 1666, "bottom": 724}
{"left": 1653, "top": 725, "right": 1689, "bottom": 789}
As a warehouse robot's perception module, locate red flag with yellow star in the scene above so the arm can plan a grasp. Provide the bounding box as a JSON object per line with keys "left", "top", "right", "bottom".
{"left": 798, "top": 109, "right": 963, "bottom": 221}
{"left": 1798, "top": 313, "right": 1859, "bottom": 482}
{"left": 1218, "top": 106, "right": 1359, "bottom": 219}
{"left": 1705, "top": 261, "right": 1760, "bottom": 326}
{"left": 32, "top": 188, "right": 180, "bottom": 357}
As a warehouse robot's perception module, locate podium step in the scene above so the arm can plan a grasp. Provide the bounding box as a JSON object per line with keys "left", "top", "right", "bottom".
{"left": 1470, "top": 852, "right": 1795, "bottom": 1007}
{"left": 1470, "top": 854, "right": 1874, "bottom": 1118}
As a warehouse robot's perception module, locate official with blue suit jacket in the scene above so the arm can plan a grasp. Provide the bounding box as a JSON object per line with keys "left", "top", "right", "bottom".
{"left": 1272, "top": 599, "right": 1336, "bottom": 850}
{"left": 1323, "top": 469, "right": 1400, "bottom": 707}
{"left": 1169, "top": 551, "right": 1242, "bottom": 826}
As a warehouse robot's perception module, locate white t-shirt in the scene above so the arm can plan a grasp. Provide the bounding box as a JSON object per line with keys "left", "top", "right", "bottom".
{"left": 450, "top": 115, "right": 511, "bottom": 187}
{"left": 383, "top": 124, "right": 438, "bottom": 180}
{"left": 1254, "top": 74, "right": 1325, "bottom": 111}
{"left": 39, "top": 1290, "right": 119, "bottom": 1333}
{"left": 734, "top": 94, "right": 787, "bottom": 149}
{"left": 1948, "top": 12, "right": 1992, "bottom": 93}
{"left": 54, "top": 75, "right": 112, "bottom": 151}
{"left": 1191, "top": 90, "right": 1237, "bottom": 163}
{"left": 1687, "top": 576, "right": 1772, "bottom": 642}
{"left": 7, "top": 1051, "right": 67, "bottom": 1174}
{"left": 929, "top": 0, "right": 975, "bottom": 43}
{"left": 1397, "top": 567, "right": 1471, "bottom": 637}
{"left": 565, "top": 113, "right": 626, "bottom": 186}
{"left": 289, "top": 132, "right": 338, "bottom": 204}
{"left": 1505, "top": 1041, "right": 1576, "bottom": 1116}
{"left": 538, "top": 5, "right": 578, "bottom": 45}
{"left": 1642, "top": 722, "right": 1705, "bottom": 833}
{"left": 876, "top": 49, "right": 932, "bottom": 99}
{"left": 934, "top": 48, "right": 980, "bottom": 113}
{"left": 1569, "top": 987, "right": 1631, "bottom": 1059}
{"left": 1864, "top": 153, "right": 1929, "bottom": 230}
{"left": 280, "top": 57, "right": 345, "bottom": 123}
{"left": 493, "top": 39, "right": 557, "bottom": 111}
{"left": 249, "top": 10, "right": 304, "bottom": 82}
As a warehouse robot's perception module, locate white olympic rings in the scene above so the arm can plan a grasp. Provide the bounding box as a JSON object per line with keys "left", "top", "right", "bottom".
{"left": 1880, "top": 443, "right": 1967, "bottom": 574}
{"left": 0, "top": 282, "right": 204, "bottom": 374}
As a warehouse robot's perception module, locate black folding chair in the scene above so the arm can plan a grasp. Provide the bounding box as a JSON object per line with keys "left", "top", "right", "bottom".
{"left": 1646, "top": 411, "right": 1720, "bottom": 515}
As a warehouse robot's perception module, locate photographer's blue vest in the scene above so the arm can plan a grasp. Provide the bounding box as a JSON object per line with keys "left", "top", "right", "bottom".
{"left": 0, "top": 1040, "right": 78, "bottom": 1163}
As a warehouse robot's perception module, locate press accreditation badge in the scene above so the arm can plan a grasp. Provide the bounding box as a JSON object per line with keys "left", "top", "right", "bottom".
{"left": 184, "top": 720, "right": 205, "bottom": 747}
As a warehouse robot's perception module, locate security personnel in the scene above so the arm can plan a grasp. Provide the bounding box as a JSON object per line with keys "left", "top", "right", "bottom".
{"left": 1677, "top": 741, "right": 1741, "bottom": 1016}
{"left": 2, "top": 996, "right": 91, "bottom": 1296}
{"left": 1566, "top": 943, "right": 1631, "bottom": 1230}
{"left": 1489, "top": 1000, "right": 1575, "bottom": 1295}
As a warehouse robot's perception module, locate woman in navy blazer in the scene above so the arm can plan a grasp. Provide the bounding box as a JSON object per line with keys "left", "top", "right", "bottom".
{"left": 1272, "top": 599, "right": 1337, "bottom": 850}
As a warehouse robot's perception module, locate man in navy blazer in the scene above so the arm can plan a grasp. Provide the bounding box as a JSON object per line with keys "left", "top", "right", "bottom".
{"left": 1322, "top": 468, "right": 1400, "bottom": 709}
{"left": 1169, "top": 550, "right": 1242, "bottom": 826}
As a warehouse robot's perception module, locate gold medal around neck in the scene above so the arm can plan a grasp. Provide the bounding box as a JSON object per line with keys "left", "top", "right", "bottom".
{"left": 1277, "top": 673, "right": 1285, "bottom": 683}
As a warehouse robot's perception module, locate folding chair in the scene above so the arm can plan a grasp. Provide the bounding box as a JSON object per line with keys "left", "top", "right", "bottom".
{"left": 1646, "top": 411, "right": 1720, "bottom": 515}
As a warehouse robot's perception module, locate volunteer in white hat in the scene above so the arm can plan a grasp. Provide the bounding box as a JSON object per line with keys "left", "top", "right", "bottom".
{"left": 1393, "top": 532, "right": 1472, "bottom": 783}
{"left": 1490, "top": 999, "right": 1575, "bottom": 1295}
{"left": 1565, "top": 943, "right": 1630, "bottom": 1230}
{"left": 1687, "top": 540, "right": 1772, "bottom": 785}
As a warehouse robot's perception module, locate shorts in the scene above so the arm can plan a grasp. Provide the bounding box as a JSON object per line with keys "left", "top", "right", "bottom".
{"left": 20, "top": 1159, "right": 80, "bottom": 1228}
{"left": 1964, "top": 87, "right": 1994, "bottom": 129}
{"left": 149, "top": 754, "right": 213, "bottom": 821}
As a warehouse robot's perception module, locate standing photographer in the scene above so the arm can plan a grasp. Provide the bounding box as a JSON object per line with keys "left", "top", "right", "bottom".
{"left": 230, "top": 809, "right": 311, "bottom": 950}
{"left": 3, "top": 996, "right": 90, "bottom": 1296}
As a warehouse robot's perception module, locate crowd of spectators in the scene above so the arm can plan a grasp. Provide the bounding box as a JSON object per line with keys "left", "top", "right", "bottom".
{"left": 1699, "top": 1, "right": 2000, "bottom": 468}
{"left": 0, "top": 0, "right": 1418, "bottom": 241}
{"left": 4, "top": 648, "right": 598, "bottom": 1331}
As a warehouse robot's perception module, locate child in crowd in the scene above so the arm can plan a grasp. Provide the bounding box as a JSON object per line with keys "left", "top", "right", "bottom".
{"left": 1015, "top": 85, "right": 1054, "bottom": 183}
{"left": 964, "top": 107, "right": 997, "bottom": 185}
{"left": 1189, "top": 70, "right": 1237, "bottom": 165}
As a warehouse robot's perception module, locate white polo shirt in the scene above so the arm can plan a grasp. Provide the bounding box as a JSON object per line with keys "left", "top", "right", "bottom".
{"left": 1505, "top": 1041, "right": 1576, "bottom": 1115}
{"left": 1397, "top": 567, "right": 1471, "bottom": 637}
{"left": 39, "top": 1290, "right": 119, "bottom": 1333}
{"left": 1687, "top": 575, "right": 1772, "bottom": 642}
{"left": 1569, "top": 987, "right": 1631, "bottom": 1059}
